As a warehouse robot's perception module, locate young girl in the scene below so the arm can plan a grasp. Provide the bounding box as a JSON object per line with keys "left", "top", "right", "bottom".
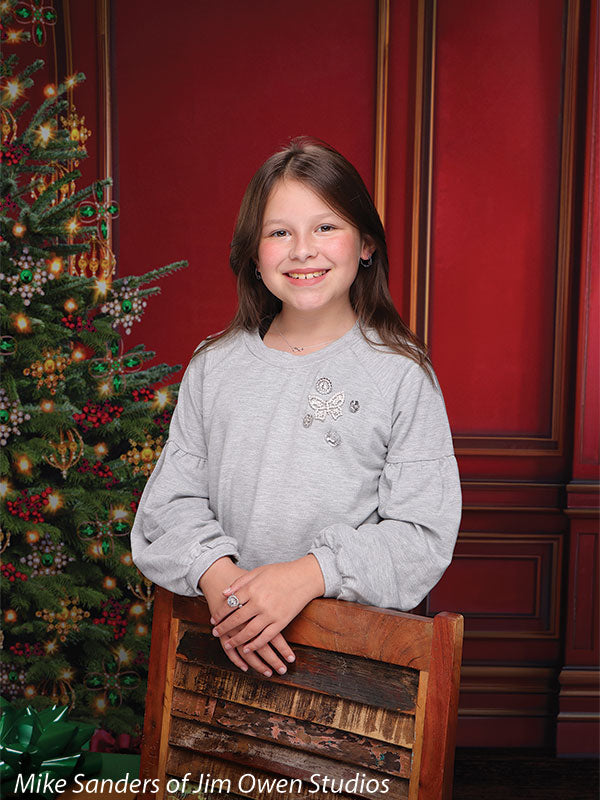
{"left": 131, "top": 137, "right": 462, "bottom": 680}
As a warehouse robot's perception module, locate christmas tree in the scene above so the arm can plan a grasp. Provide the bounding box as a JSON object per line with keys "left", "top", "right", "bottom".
{"left": 0, "top": 54, "right": 187, "bottom": 736}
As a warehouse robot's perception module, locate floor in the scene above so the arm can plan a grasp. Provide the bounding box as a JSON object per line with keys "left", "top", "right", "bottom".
{"left": 453, "top": 749, "right": 600, "bottom": 800}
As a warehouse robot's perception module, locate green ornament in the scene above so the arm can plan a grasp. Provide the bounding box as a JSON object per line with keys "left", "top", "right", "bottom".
{"left": 113, "top": 521, "right": 130, "bottom": 535}
{"left": 121, "top": 299, "right": 133, "bottom": 313}
{"left": 86, "top": 675, "right": 103, "bottom": 689}
{"left": 41, "top": 553, "right": 54, "bottom": 567}
{"left": 20, "top": 269, "right": 33, "bottom": 284}
{"left": 79, "top": 523, "right": 95, "bottom": 538}
{"left": 112, "top": 374, "right": 123, "bottom": 392}
{"left": 105, "top": 661, "right": 117, "bottom": 674}
{"left": 107, "top": 691, "right": 119, "bottom": 706}
{"left": 1, "top": 338, "right": 16, "bottom": 355}
{"left": 121, "top": 674, "right": 138, "bottom": 688}
{"left": 100, "top": 219, "right": 108, "bottom": 239}
{"left": 91, "top": 362, "right": 109, "bottom": 375}
{"left": 95, "top": 183, "right": 104, "bottom": 202}
{"left": 0, "top": 410, "right": 9, "bottom": 424}
{"left": 123, "top": 356, "right": 140, "bottom": 369}
{"left": 109, "top": 342, "right": 120, "bottom": 357}
{"left": 8, "top": 670, "right": 19, "bottom": 683}
{"left": 100, "top": 539, "right": 110, "bottom": 555}
{"left": 34, "top": 22, "right": 43, "bottom": 45}
{"left": 78, "top": 204, "right": 95, "bottom": 220}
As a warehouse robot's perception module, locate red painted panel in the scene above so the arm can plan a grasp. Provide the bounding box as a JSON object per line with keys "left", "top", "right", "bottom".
{"left": 430, "top": 0, "right": 565, "bottom": 437}
{"left": 114, "top": 0, "right": 377, "bottom": 373}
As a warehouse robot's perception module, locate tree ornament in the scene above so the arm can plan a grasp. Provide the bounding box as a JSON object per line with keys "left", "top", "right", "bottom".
{"left": 39, "top": 670, "right": 76, "bottom": 708}
{"left": 60, "top": 107, "right": 90, "bottom": 151}
{"left": 92, "top": 598, "right": 129, "bottom": 640}
{"left": 73, "top": 399, "right": 123, "bottom": 431}
{"left": 85, "top": 659, "right": 140, "bottom": 707}
{"left": 0, "top": 248, "right": 56, "bottom": 305}
{"left": 78, "top": 513, "right": 131, "bottom": 557}
{"left": 30, "top": 161, "right": 75, "bottom": 206}
{"left": 9, "top": 641, "right": 44, "bottom": 658}
{"left": 120, "top": 435, "right": 162, "bottom": 478}
{"left": 127, "top": 576, "right": 154, "bottom": 611}
{"left": 73, "top": 234, "right": 116, "bottom": 280}
{"left": 78, "top": 182, "right": 119, "bottom": 240}
{"left": 1, "top": 561, "right": 28, "bottom": 581}
{"left": 20, "top": 531, "right": 74, "bottom": 575}
{"left": 0, "top": 141, "right": 30, "bottom": 165}
{"left": 0, "top": 526, "right": 11, "bottom": 553}
{"left": 23, "top": 348, "right": 72, "bottom": 394}
{"left": 43, "top": 427, "right": 84, "bottom": 477}
{"left": 89, "top": 340, "right": 142, "bottom": 396}
{"left": 61, "top": 312, "right": 96, "bottom": 333}
{"left": 101, "top": 278, "right": 147, "bottom": 335}
{"left": 131, "top": 387, "right": 155, "bottom": 403}
{"left": 12, "top": 1, "right": 57, "bottom": 46}
{"left": 36, "top": 597, "right": 90, "bottom": 642}
{"left": 76, "top": 458, "right": 118, "bottom": 490}
{"left": 0, "top": 336, "right": 17, "bottom": 357}
{"left": 0, "top": 386, "right": 31, "bottom": 446}
{"left": 0, "top": 105, "right": 17, "bottom": 145}
{"left": 0, "top": 663, "right": 26, "bottom": 700}
{"left": 6, "top": 486, "right": 52, "bottom": 522}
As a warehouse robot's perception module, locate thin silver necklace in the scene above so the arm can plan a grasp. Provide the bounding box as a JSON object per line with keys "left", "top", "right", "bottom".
{"left": 274, "top": 318, "right": 338, "bottom": 353}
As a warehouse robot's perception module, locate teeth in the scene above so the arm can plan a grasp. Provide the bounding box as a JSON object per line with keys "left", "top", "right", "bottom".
{"left": 287, "top": 270, "right": 327, "bottom": 280}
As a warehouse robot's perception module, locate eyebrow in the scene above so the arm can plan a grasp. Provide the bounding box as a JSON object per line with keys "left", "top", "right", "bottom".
{"left": 262, "top": 213, "right": 340, "bottom": 228}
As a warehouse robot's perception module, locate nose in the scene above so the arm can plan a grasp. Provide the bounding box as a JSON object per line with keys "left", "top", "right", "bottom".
{"left": 290, "top": 231, "right": 317, "bottom": 262}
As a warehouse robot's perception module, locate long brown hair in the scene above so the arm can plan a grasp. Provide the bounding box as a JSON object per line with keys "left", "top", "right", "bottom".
{"left": 193, "top": 136, "right": 433, "bottom": 380}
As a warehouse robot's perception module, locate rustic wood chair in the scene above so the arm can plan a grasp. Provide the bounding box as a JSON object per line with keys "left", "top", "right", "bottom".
{"left": 137, "top": 588, "right": 463, "bottom": 800}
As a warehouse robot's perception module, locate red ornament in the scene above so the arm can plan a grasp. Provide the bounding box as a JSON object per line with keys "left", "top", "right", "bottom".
{"left": 61, "top": 314, "right": 97, "bottom": 333}
{"left": 6, "top": 487, "right": 52, "bottom": 523}
{"left": 131, "top": 387, "right": 155, "bottom": 403}
{"left": 1, "top": 562, "right": 28, "bottom": 582}
{"left": 77, "top": 458, "right": 119, "bottom": 489}
{"left": 73, "top": 400, "right": 124, "bottom": 432}
{"left": 92, "top": 598, "right": 129, "bottom": 640}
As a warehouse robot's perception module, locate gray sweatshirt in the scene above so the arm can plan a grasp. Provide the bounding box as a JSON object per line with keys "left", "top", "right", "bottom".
{"left": 130, "top": 320, "right": 462, "bottom": 611}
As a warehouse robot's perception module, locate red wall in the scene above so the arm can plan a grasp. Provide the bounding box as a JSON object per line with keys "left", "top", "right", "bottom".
{"left": 114, "top": 0, "right": 378, "bottom": 374}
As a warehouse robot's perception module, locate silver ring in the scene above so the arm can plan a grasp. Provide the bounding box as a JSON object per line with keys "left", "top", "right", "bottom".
{"left": 227, "top": 594, "right": 242, "bottom": 608}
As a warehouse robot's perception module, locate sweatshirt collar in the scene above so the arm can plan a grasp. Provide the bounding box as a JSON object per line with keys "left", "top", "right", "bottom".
{"left": 243, "top": 319, "right": 363, "bottom": 367}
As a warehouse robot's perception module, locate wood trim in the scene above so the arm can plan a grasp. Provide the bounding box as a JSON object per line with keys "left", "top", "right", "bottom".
{"left": 374, "top": 0, "right": 390, "bottom": 225}
{"left": 409, "top": 0, "right": 436, "bottom": 339}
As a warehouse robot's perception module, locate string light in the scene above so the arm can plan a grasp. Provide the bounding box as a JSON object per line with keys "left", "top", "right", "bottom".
{"left": 46, "top": 492, "right": 63, "bottom": 512}
{"left": 0, "top": 479, "right": 12, "bottom": 498}
{"left": 48, "top": 257, "right": 64, "bottom": 276}
{"left": 154, "top": 389, "right": 170, "bottom": 410}
{"left": 94, "top": 442, "right": 108, "bottom": 458}
{"left": 66, "top": 218, "right": 79, "bottom": 234}
{"left": 4, "top": 610, "right": 17, "bottom": 624}
{"left": 71, "top": 346, "right": 86, "bottom": 362}
{"left": 12, "top": 222, "right": 26, "bottom": 237}
{"left": 115, "top": 646, "right": 132, "bottom": 665}
{"left": 103, "top": 576, "right": 116, "bottom": 590}
{"left": 24, "top": 685, "right": 37, "bottom": 699}
{"left": 94, "top": 279, "right": 109, "bottom": 298}
{"left": 130, "top": 603, "right": 145, "bottom": 617}
{"left": 3, "top": 79, "right": 22, "bottom": 102}
{"left": 44, "top": 84, "right": 57, "bottom": 98}
{"left": 65, "top": 74, "right": 78, "bottom": 89}
{"left": 13, "top": 313, "right": 31, "bottom": 333}
{"left": 45, "top": 640, "right": 58, "bottom": 655}
{"left": 35, "top": 123, "right": 55, "bottom": 147}
{"left": 64, "top": 298, "right": 78, "bottom": 312}
{"left": 26, "top": 530, "right": 40, "bottom": 544}
{"left": 120, "top": 552, "right": 133, "bottom": 567}
{"left": 94, "top": 696, "right": 106, "bottom": 713}
{"left": 40, "top": 399, "right": 54, "bottom": 413}
{"left": 15, "top": 454, "right": 33, "bottom": 474}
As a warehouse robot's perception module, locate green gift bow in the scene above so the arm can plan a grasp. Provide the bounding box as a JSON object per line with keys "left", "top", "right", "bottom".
{"left": 0, "top": 696, "right": 102, "bottom": 798}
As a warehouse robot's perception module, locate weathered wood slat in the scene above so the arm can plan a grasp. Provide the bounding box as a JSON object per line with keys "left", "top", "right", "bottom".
{"left": 176, "top": 626, "right": 419, "bottom": 712}
{"left": 171, "top": 688, "right": 412, "bottom": 778}
{"left": 173, "top": 594, "right": 433, "bottom": 670}
{"left": 166, "top": 747, "right": 399, "bottom": 800}
{"left": 173, "top": 659, "right": 416, "bottom": 747}
{"left": 168, "top": 719, "right": 408, "bottom": 800}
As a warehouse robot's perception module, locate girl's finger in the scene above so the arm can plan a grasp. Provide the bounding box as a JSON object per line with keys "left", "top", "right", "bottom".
{"left": 240, "top": 623, "right": 284, "bottom": 656}
{"left": 221, "top": 616, "right": 265, "bottom": 650}
{"left": 236, "top": 645, "right": 275, "bottom": 677}
{"left": 269, "top": 633, "right": 296, "bottom": 664}
{"left": 254, "top": 642, "right": 289, "bottom": 675}
{"left": 212, "top": 605, "right": 254, "bottom": 638}
{"left": 222, "top": 572, "right": 253, "bottom": 596}
{"left": 220, "top": 635, "right": 248, "bottom": 672}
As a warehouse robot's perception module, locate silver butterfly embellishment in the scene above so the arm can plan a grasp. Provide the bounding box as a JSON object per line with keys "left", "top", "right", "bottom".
{"left": 307, "top": 391, "right": 345, "bottom": 421}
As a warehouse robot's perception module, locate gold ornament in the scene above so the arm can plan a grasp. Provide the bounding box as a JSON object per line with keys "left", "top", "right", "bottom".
{"left": 120, "top": 437, "right": 162, "bottom": 478}
{"left": 23, "top": 349, "right": 71, "bottom": 394}
{"left": 40, "top": 676, "right": 76, "bottom": 708}
{"left": 36, "top": 597, "right": 90, "bottom": 642}
{"left": 128, "top": 576, "right": 154, "bottom": 611}
{"left": 72, "top": 234, "right": 115, "bottom": 280}
{"left": 31, "top": 163, "right": 75, "bottom": 206}
{"left": 0, "top": 527, "right": 10, "bottom": 553}
{"left": 60, "top": 108, "right": 91, "bottom": 150}
{"left": 43, "top": 428, "right": 84, "bottom": 478}
{"left": 1, "top": 106, "right": 17, "bottom": 146}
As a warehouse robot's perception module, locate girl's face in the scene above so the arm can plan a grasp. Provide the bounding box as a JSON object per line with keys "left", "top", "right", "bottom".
{"left": 256, "top": 178, "right": 373, "bottom": 319}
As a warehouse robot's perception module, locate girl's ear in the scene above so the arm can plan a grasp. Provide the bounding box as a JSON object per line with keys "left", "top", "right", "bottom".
{"left": 361, "top": 236, "right": 376, "bottom": 259}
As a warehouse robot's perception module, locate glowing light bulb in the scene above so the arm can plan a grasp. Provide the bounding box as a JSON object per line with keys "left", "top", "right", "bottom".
{"left": 94, "top": 442, "right": 108, "bottom": 458}
{"left": 130, "top": 603, "right": 144, "bottom": 617}
{"left": 64, "top": 298, "right": 78, "bottom": 312}
{"left": 120, "top": 552, "right": 133, "bottom": 567}
{"left": 66, "top": 218, "right": 79, "bottom": 234}
{"left": 14, "top": 313, "right": 31, "bottom": 333}
{"left": 4, "top": 79, "right": 22, "bottom": 101}
{"left": 155, "top": 389, "right": 170, "bottom": 409}
{"left": 24, "top": 685, "right": 37, "bottom": 699}
{"left": 49, "top": 257, "right": 64, "bottom": 276}
{"left": 0, "top": 479, "right": 12, "bottom": 498}
{"left": 16, "top": 454, "right": 32, "bottom": 474}
{"left": 12, "top": 222, "right": 26, "bottom": 237}
{"left": 35, "top": 123, "right": 55, "bottom": 146}
{"left": 71, "top": 347, "right": 86, "bottom": 361}
{"left": 94, "top": 279, "right": 109, "bottom": 297}
{"left": 44, "top": 84, "right": 57, "bottom": 98}
{"left": 103, "top": 576, "right": 116, "bottom": 590}
{"left": 40, "top": 399, "right": 54, "bottom": 413}
{"left": 115, "top": 646, "right": 132, "bottom": 664}
{"left": 6, "top": 29, "right": 25, "bottom": 43}
{"left": 45, "top": 640, "right": 58, "bottom": 654}
{"left": 65, "top": 74, "right": 78, "bottom": 89}
{"left": 94, "top": 697, "right": 106, "bottom": 712}
{"left": 26, "top": 530, "right": 40, "bottom": 544}
{"left": 4, "top": 609, "right": 17, "bottom": 623}
{"left": 46, "top": 492, "right": 63, "bottom": 512}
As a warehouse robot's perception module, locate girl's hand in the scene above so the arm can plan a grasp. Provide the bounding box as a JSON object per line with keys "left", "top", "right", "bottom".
{"left": 210, "top": 555, "right": 325, "bottom": 655}
{"left": 199, "top": 556, "right": 295, "bottom": 675}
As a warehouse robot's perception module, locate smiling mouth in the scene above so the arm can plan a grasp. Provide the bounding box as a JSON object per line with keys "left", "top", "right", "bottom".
{"left": 285, "top": 269, "right": 329, "bottom": 280}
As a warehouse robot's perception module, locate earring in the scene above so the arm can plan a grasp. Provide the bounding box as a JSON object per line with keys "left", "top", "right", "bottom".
{"left": 254, "top": 266, "right": 262, "bottom": 280}
{"left": 359, "top": 255, "right": 373, "bottom": 268}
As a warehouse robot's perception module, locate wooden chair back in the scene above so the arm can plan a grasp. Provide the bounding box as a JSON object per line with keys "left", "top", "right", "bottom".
{"left": 138, "top": 588, "right": 463, "bottom": 800}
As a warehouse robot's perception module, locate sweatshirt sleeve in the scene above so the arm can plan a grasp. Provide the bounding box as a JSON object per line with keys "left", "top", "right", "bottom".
{"left": 130, "top": 351, "right": 240, "bottom": 596}
{"left": 308, "top": 361, "right": 462, "bottom": 611}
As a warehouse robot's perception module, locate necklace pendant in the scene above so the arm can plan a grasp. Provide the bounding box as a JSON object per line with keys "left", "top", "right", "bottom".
{"left": 292, "top": 345, "right": 304, "bottom": 352}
